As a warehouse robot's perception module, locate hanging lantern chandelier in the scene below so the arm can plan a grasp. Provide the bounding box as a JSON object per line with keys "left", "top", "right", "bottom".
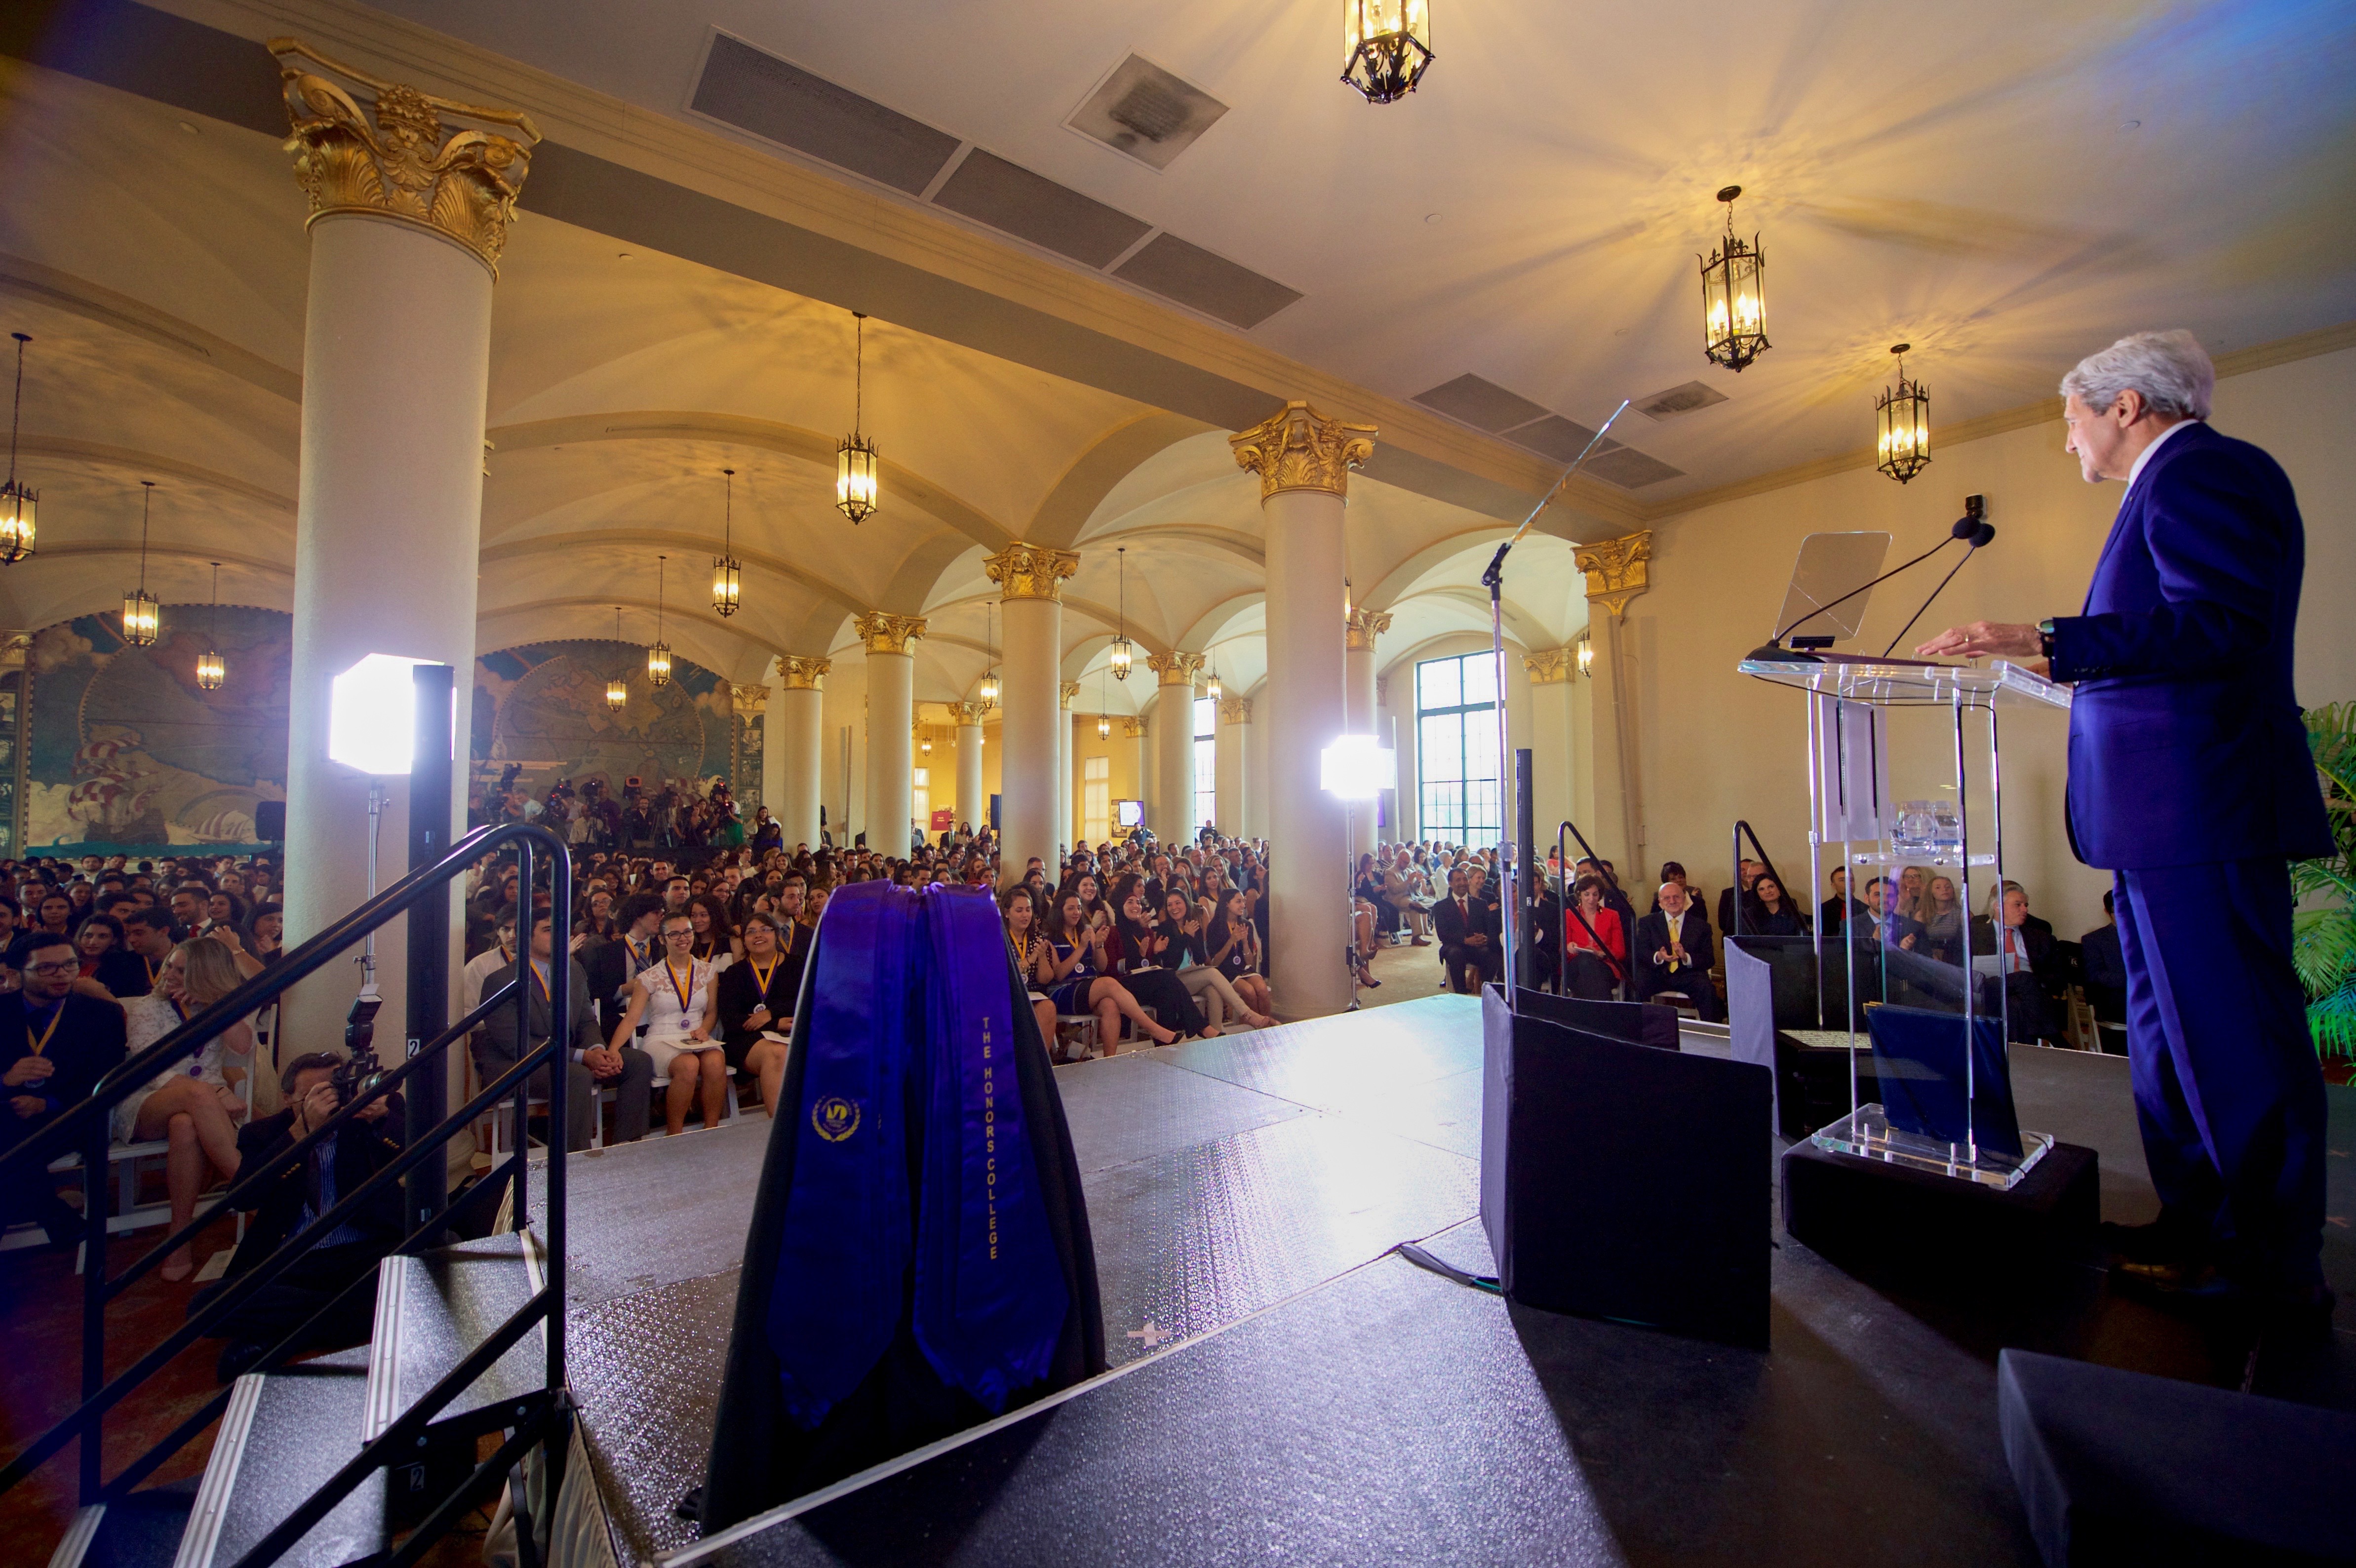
{"left": 978, "top": 600, "right": 1002, "bottom": 707}
{"left": 122, "top": 480, "right": 160, "bottom": 648}
{"left": 1205, "top": 647, "right": 1222, "bottom": 704}
{"left": 1575, "top": 628, "right": 1595, "bottom": 678}
{"left": 606, "top": 607, "right": 629, "bottom": 711}
{"left": 1698, "top": 185, "right": 1769, "bottom": 372}
{"left": 1, "top": 333, "right": 36, "bottom": 564}
{"left": 1875, "top": 344, "right": 1931, "bottom": 484}
{"left": 647, "top": 555, "right": 672, "bottom": 686}
{"left": 1108, "top": 545, "right": 1133, "bottom": 680}
{"left": 1341, "top": 0, "right": 1433, "bottom": 104}
{"left": 837, "top": 312, "right": 879, "bottom": 524}
{"left": 1098, "top": 665, "right": 1111, "bottom": 739}
{"left": 712, "top": 467, "right": 742, "bottom": 616}
{"left": 920, "top": 725, "right": 934, "bottom": 756}
{"left": 195, "top": 561, "right": 226, "bottom": 690}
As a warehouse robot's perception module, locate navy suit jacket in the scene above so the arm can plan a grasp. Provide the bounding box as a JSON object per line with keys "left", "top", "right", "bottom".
{"left": 2049, "top": 421, "right": 2330, "bottom": 869}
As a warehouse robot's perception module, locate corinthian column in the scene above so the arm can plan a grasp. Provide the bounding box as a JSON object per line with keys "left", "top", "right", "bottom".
{"left": 948, "top": 700, "right": 986, "bottom": 834}
{"left": 855, "top": 612, "right": 924, "bottom": 854}
{"left": 1146, "top": 651, "right": 1205, "bottom": 843}
{"left": 1343, "top": 605, "right": 1391, "bottom": 861}
{"left": 769, "top": 655, "right": 827, "bottom": 849}
{"left": 1059, "top": 681, "right": 1081, "bottom": 856}
{"left": 1574, "top": 532, "right": 1653, "bottom": 873}
{"left": 273, "top": 40, "right": 539, "bottom": 1060}
{"left": 1231, "top": 401, "right": 1375, "bottom": 1019}
{"left": 985, "top": 541, "right": 1078, "bottom": 887}
{"left": 1217, "top": 697, "right": 1251, "bottom": 837}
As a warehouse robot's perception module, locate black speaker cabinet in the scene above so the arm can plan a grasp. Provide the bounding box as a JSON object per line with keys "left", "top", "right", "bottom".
{"left": 1479, "top": 985, "right": 1772, "bottom": 1348}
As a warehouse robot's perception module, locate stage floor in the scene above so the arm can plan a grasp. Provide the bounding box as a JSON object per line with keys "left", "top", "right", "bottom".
{"left": 528, "top": 994, "right": 2355, "bottom": 1567}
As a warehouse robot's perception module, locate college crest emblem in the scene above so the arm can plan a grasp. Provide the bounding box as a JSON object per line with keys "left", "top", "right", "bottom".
{"left": 812, "top": 1095, "right": 863, "bottom": 1143}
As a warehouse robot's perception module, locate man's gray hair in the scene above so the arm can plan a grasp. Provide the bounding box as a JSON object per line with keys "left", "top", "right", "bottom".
{"left": 2059, "top": 329, "right": 2214, "bottom": 421}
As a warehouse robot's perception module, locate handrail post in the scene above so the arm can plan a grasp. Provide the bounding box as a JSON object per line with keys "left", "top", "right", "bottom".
{"left": 545, "top": 843, "right": 569, "bottom": 1390}
{"left": 79, "top": 1113, "right": 106, "bottom": 1503}
{"left": 512, "top": 836, "right": 532, "bottom": 1233}
{"left": 404, "top": 664, "right": 456, "bottom": 1238}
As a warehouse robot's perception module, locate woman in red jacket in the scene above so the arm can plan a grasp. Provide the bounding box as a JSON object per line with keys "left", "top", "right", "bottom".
{"left": 1564, "top": 875, "right": 1626, "bottom": 995}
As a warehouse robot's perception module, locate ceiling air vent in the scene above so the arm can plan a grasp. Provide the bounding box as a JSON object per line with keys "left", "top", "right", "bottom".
{"left": 1411, "top": 374, "right": 1552, "bottom": 433}
{"left": 692, "top": 32, "right": 961, "bottom": 196}
{"left": 1583, "top": 447, "right": 1686, "bottom": 488}
{"left": 1113, "top": 234, "right": 1302, "bottom": 329}
{"left": 932, "top": 150, "right": 1152, "bottom": 269}
{"left": 1066, "top": 54, "right": 1230, "bottom": 171}
{"left": 1633, "top": 380, "right": 1729, "bottom": 420}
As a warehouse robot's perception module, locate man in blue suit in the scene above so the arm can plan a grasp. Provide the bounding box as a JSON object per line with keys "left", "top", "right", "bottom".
{"left": 1919, "top": 330, "right": 2332, "bottom": 1334}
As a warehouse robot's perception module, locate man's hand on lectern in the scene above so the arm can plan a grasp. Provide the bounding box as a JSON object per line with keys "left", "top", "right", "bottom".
{"left": 1916, "top": 621, "right": 2042, "bottom": 660}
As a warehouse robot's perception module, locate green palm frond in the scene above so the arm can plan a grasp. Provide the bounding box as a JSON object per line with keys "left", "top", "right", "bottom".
{"left": 2291, "top": 857, "right": 2356, "bottom": 904}
{"left": 2293, "top": 907, "right": 2356, "bottom": 1001}
{"left": 2310, "top": 980, "right": 2356, "bottom": 1061}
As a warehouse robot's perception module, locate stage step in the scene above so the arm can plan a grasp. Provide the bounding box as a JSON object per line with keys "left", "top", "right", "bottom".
{"left": 173, "top": 1348, "right": 386, "bottom": 1568}
{"left": 363, "top": 1230, "right": 547, "bottom": 1446}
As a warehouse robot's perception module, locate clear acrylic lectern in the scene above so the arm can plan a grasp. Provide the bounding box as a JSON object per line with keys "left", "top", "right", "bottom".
{"left": 1737, "top": 650, "right": 2073, "bottom": 1189}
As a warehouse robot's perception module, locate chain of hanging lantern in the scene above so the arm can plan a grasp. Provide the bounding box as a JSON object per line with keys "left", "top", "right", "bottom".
{"left": 712, "top": 467, "right": 742, "bottom": 616}
{"left": 195, "top": 562, "right": 226, "bottom": 690}
{"left": 122, "top": 480, "right": 160, "bottom": 647}
{"left": 607, "top": 607, "right": 629, "bottom": 711}
{"left": 1108, "top": 545, "right": 1133, "bottom": 680}
{"left": 837, "top": 312, "right": 879, "bottom": 523}
{"left": 647, "top": 556, "right": 672, "bottom": 686}
{"left": 1875, "top": 344, "right": 1932, "bottom": 484}
{"left": 0, "top": 332, "right": 37, "bottom": 564}
{"left": 978, "top": 599, "right": 1002, "bottom": 707}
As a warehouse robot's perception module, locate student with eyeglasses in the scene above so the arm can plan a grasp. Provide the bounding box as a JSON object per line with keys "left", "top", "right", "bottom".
{"left": 1, "top": 935, "right": 129, "bottom": 1248}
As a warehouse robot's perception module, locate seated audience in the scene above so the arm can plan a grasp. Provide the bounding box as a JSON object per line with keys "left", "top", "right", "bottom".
{"left": 479, "top": 914, "right": 651, "bottom": 1149}
{"left": 119, "top": 940, "right": 254, "bottom": 1280}
{"left": 1748, "top": 874, "right": 1810, "bottom": 937}
{"left": 608, "top": 911, "right": 724, "bottom": 1135}
{"left": 2080, "top": 890, "right": 2126, "bottom": 1025}
{"left": 1563, "top": 875, "right": 1626, "bottom": 999}
{"left": 1206, "top": 890, "right": 1272, "bottom": 1021}
{"left": 718, "top": 910, "right": 802, "bottom": 1116}
{"left": 1, "top": 934, "right": 130, "bottom": 1246}
{"left": 1634, "top": 880, "right": 1723, "bottom": 1021}
{"left": 1036, "top": 892, "right": 1176, "bottom": 1055}
{"left": 1433, "top": 867, "right": 1502, "bottom": 995}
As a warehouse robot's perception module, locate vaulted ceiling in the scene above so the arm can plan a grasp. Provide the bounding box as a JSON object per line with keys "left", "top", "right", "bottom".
{"left": 0, "top": 0, "right": 2350, "bottom": 714}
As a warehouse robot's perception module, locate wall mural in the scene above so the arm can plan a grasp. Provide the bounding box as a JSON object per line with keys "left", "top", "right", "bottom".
{"left": 473, "top": 639, "right": 732, "bottom": 799}
{"left": 23, "top": 606, "right": 291, "bottom": 854}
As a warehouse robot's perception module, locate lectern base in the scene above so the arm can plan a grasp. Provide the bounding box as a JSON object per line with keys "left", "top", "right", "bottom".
{"left": 1811, "top": 1103, "right": 2054, "bottom": 1190}
{"left": 1782, "top": 1136, "right": 2098, "bottom": 1283}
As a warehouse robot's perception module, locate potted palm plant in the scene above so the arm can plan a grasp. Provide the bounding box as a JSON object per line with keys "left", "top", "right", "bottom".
{"left": 2294, "top": 702, "right": 2355, "bottom": 1066}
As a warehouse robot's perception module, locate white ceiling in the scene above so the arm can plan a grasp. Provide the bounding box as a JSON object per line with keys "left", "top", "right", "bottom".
{"left": 361, "top": 0, "right": 2356, "bottom": 497}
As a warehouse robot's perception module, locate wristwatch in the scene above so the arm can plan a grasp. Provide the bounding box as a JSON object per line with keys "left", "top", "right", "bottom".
{"left": 2037, "top": 618, "right": 2057, "bottom": 663}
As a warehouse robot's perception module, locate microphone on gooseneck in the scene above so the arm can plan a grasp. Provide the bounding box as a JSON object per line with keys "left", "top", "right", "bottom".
{"left": 1749, "top": 510, "right": 1986, "bottom": 663}
{"left": 1884, "top": 516, "right": 1998, "bottom": 657}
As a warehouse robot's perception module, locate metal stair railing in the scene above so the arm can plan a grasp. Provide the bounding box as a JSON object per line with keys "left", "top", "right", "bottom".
{"left": 1729, "top": 820, "right": 1792, "bottom": 940}
{"left": 0, "top": 819, "right": 574, "bottom": 1568}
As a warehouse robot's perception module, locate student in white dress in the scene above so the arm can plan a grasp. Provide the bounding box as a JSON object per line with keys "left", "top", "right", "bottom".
{"left": 118, "top": 938, "right": 253, "bottom": 1280}
{"left": 606, "top": 910, "right": 722, "bottom": 1136}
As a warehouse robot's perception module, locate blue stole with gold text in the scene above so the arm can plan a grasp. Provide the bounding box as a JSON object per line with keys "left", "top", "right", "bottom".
{"left": 764, "top": 881, "right": 916, "bottom": 1428}
{"left": 913, "top": 884, "right": 1069, "bottom": 1411}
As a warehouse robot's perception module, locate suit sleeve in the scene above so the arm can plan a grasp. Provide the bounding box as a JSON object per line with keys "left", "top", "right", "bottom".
{"left": 570, "top": 965, "right": 603, "bottom": 1054}
{"left": 2048, "top": 446, "right": 2284, "bottom": 680}
{"left": 479, "top": 962, "right": 521, "bottom": 1057}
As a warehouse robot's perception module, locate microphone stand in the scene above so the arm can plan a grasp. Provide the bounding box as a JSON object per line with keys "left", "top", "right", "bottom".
{"left": 1482, "top": 399, "right": 1631, "bottom": 1014}
{"left": 1882, "top": 527, "right": 1994, "bottom": 656}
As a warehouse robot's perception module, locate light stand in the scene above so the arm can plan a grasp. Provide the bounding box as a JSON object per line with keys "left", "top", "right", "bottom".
{"left": 1322, "top": 736, "right": 1395, "bottom": 1015}
{"left": 1479, "top": 398, "right": 1630, "bottom": 1011}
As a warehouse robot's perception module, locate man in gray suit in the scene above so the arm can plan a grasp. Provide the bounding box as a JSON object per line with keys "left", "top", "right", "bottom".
{"left": 478, "top": 914, "right": 652, "bottom": 1150}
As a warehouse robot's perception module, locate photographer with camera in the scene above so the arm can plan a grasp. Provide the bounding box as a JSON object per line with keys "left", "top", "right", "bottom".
{"left": 194, "top": 1051, "right": 405, "bottom": 1382}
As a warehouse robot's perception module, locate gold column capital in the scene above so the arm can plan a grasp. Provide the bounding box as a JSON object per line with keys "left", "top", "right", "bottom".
{"left": 1219, "top": 697, "right": 1253, "bottom": 726}
{"left": 984, "top": 540, "right": 1080, "bottom": 601}
{"left": 1573, "top": 530, "right": 1653, "bottom": 622}
{"left": 729, "top": 682, "right": 772, "bottom": 716}
{"left": 1060, "top": 680, "right": 1082, "bottom": 709}
{"left": 1229, "top": 400, "right": 1377, "bottom": 501}
{"left": 775, "top": 654, "right": 829, "bottom": 689}
{"left": 1146, "top": 650, "right": 1205, "bottom": 688}
{"left": 947, "top": 700, "right": 988, "bottom": 726}
{"left": 853, "top": 611, "right": 927, "bottom": 655}
{"left": 1522, "top": 647, "right": 1575, "bottom": 685}
{"left": 1344, "top": 606, "right": 1392, "bottom": 652}
{"left": 1122, "top": 716, "right": 1150, "bottom": 740}
{"left": 271, "top": 38, "right": 542, "bottom": 276}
